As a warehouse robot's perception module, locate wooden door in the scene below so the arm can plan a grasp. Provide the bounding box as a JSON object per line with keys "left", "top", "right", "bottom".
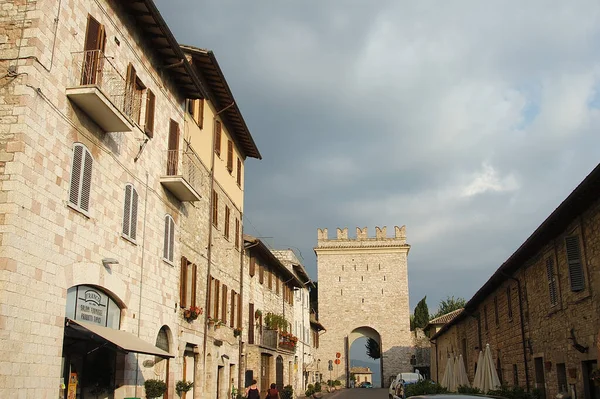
{"left": 82, "top": 15, "right": 106, "bottom": 85}
{"left": 167, "top": 120, "right": 179, "bottom": 175}
{"left": 260, "top": 354, "right": 270, "bottom": 395}
{"left": 276, "top": 356, "right": 284, "bottom": 390}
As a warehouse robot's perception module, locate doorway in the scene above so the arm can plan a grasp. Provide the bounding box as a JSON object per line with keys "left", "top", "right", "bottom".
{"left": 582, "top": 360, "right": 600, "bottom": 399}
{"left": 261, "top": 354, "right": 271, "bottom": 395}
{"left": 183, "top": 346, "right": 195, "bottom": 399}
{"left": 276, "top": 356, "right": 284, "bottom": 390}
{"left": 534, "top": 357, "right": 546, "bottom": 399}
{"left": 217, "top": 365, "right": 224, "bottom": 399}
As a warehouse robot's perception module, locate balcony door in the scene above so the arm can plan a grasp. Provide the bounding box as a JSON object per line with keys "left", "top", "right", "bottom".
{"left": 167, "top": 120, "right": 179, "bottom": 175}
{"left": 82, "top": 15, "right": 106, "bottom": 86}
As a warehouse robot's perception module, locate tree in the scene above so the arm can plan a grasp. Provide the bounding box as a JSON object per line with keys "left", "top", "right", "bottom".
{"left": 433, "top": 295, "right": 466, "bottom": 318}
{"left": 413, "top": 296, "right": 430, "bottom": 330}
{"left": 365, "top": 338, "right": 381, "bottom": 359}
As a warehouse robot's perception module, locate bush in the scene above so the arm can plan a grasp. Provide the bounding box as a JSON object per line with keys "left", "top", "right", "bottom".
{"left": 305, "top": 384, "right": 315, "bottom": 397}
{"left": 488, "top": 385, "right": 540, "bottom": 399}
{"left": 458, "top": 385, "right": 482, "bottom": 395}
{"left": 334, "top": 380, "right": 342, "bottom": 386}
{"left": 327, "top": 379, "right": 335, "bottom": 387}
{"left": 314, "top": 382, "right": 322, "bottom": 392}
{"left": 405, "top": 380, "right": 447, "bottom": 398}
{"left": 144, "top": 379, "right": 167, "bottom": 399}
{"left": 281, "top": 385, "right": 294, "bottom": 399}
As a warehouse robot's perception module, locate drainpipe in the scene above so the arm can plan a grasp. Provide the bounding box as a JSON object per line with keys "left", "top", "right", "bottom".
{"left": 430, "top": 338, "right": 438, "bottom": 382}
{"left": 500, "top": 272, "right": 530, "bottom": 391}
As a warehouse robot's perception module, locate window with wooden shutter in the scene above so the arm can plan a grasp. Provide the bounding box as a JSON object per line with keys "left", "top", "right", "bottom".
{"left": 237, "top": 293, "right": 242, "bottom": 329}
{"left": 249, "top": 255, "right": 255, "bottom": 277}
{"left": 181, "top": 259, "right": 196, "bottom": 308}
{"left": 214, "top": 120, "right": 222, "bottom": 156}
{"left": 207, "top": 277, "right": 213, "bottom": 317}
{"left": 235, "top": 218, "right": 240, "bottom": 249}
{"left": 214, "top": 279, "right": 220, "bottom": 319}
{"left": 163, "top": 215, "right": 175, "bottom": 263}
{"left": 259, "top": 262, "right": 264, "bottom": 284}
{"left": 230, "top": 290, "right": 236, "bottom": 327}
{"left": 122, "top": 184, "right": 138, "bottom": 241}
{"left": 249, "top": 303, "right": 255, "bottom": 344}
{"left": 227, "top": 140, "right": 233, "bottom": 173}
{"left": 167, "top": 120, "right": 180, "bottom": 175}
{"left": 69, "top": 143, "right": 93, "bottom": 214}
{"left": 212, "top": 190, "right": 218, "bottom": 227}
{"left": 144, "top": 89, "right": 155, "bottom": 138}
{"left": 276, "top": 276, "right": 280, "bottom": 295}
{"left": 546, "top": 257, "right": 558, "bottom": 306}
{"left": 82, "top": 15, "right": 106, "bottom": 86}
{"left": 237, "top": 158, "right": 242, "bottom": 186}
{"left": 224, "top": 206, "right": 230, "bottom": 239}
{"left": 565, "top": 235, "right": 585, "bottom": 292}
{"left": 187, "top": 99, "right": 204, "bottom": 128}
{"left": 222, "top": 285, "right": 228, "bottom": 322}
{"left": 267, "top": 267, "right": 272, "bottom": 290}
{"left": 180, "top": 257, "right": 188, "bottom": 308}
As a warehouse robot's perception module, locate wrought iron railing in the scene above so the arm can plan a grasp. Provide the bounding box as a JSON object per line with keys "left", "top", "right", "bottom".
{"left": 165, "top": 149, "right": 203, "bottom": 195}
{"left": 69, "top": 50, "right": 141, "bottom": 122}
{"left": 260, "top": 329, "right": 297, "bottom": 353}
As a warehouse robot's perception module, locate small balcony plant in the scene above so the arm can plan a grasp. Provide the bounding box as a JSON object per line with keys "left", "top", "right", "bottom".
{"left": 233, "top": 327, "right": 242, "bottom": 338}
{"left": 144, "top": 379, "right": 167, "bottom": 399}
{"left": 176, "top": 380, "right": 194, "bottom": 398}
{"left": 207, "top": 317, "right": 217, "bottom": 326}
{"left": 183, "top": 306, "right": 202, "bottom": 322}
{"left": 255, "top": 309, "right": 262, "bottom": 319}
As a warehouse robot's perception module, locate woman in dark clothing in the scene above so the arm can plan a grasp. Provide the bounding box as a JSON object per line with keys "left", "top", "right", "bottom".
{"left": 266, "top": 383, "right": 280, "bottom": 399}
{"left": 245, "top": 379, "right": 260, "bottom": 399}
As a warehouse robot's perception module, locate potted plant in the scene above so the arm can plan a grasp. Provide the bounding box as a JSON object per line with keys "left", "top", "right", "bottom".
{"left": 255, "top": 309, "right": 262, "bottom": 319}
{"left": 183, "top": 306, "right": 202, "bottom": 322}
{"left": 207, "top": 317, "right": 216, "bottom": 326}
{"left": 144, "top": 379, "right": 167, "bottom": 399}
{"left": 176, "top": 380, "right": 194, "bottom": 398}
{"left": 233, "top": 327, "right": 242, "bottom": 338}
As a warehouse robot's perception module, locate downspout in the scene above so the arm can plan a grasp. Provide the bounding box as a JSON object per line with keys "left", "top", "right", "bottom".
{"left": 430, "top": 338, "right": 438, "bottom": 383}
{"left": 500, "top": 272, "right": 530, "bottom": 391}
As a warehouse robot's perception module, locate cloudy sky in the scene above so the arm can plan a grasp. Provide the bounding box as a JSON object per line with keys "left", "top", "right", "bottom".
{"left": 156, "top": 0, "right": 600, "bottom": 314}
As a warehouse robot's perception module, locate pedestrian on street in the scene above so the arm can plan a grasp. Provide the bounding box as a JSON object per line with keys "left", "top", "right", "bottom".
{"left": 245, "top": 379, "right": 260, "bottom": 399}
{"left": 265, "top": 383, "right": 281, "bottom": 399}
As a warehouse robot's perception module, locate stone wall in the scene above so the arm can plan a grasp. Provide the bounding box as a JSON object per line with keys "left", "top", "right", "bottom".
{"left": 315, "top": 226, "right": 413, "bottom": 387}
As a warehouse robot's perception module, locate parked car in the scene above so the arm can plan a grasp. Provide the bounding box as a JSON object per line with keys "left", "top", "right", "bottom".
{"left": 389, "top": 372, "right": 424, "bottom": 399}
{"left": 360, "top": 381, "right": 373, "bottom": 388}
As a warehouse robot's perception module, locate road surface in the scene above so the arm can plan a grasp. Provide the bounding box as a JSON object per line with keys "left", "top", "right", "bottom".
{"left": 331, "top": 388, "right": 388, "bottom": 399}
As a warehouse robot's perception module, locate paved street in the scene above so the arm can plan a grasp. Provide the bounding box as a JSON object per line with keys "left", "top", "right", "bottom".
{"left": 332, "top": 388, "right": 389, "bottom": 399}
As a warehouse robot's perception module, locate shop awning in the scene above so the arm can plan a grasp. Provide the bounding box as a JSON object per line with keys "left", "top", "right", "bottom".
{"left": 66, "top": 318, "right": 173, "bottom": 358}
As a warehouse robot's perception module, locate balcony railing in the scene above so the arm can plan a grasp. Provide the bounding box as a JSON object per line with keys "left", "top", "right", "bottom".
{"left": 160, "top": 149, "right": 203, "bottom": 202}
{"left": 66, "top": 50, "right": 133, "bottom": 132}
{"left": 260, "top": 329, "right": 297, "bottom": 353}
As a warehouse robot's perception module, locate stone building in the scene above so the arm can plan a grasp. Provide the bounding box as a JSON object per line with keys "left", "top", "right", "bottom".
{"left": 424, "top": 308, "right": 463, "bottom": 381}
{"left": 242, "top": 236, "right": 304, "bottom": 397}
{"left": 315, "top": 226, "right": 412, "bottom": 387}
{"left": 350, "top": 367, "right": 373, "bottom": 385}
{"left": 431, "top": 163, "right": 600, "bottom": 399}
{"left": 0, "top": 1, "right": 260, "bottom": 398}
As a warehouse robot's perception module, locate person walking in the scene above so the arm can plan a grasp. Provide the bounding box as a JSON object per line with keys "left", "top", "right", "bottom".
{"left": 245, "top": 379, "right": 260, "bottom": 399}
{"left": 266, "top": 383, "right": 281, "bottom": 399}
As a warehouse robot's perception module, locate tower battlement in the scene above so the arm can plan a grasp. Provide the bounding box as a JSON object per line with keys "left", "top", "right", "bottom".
{"left": 317, "top": 225, "right": 407, "bottom": 245}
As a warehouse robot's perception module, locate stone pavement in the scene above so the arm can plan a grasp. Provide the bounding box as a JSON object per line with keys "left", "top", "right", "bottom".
{"left": 313, "top": 388, "right": 388, "bottom": 399}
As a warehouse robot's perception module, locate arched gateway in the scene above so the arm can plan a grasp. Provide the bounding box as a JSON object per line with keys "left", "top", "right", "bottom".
{"left": 315, "top": 226, "right": 412, "bottom": 387}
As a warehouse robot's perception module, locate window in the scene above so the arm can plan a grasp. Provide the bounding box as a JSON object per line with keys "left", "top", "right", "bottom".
{"left": 230, "top": 290, "right": 236, "bottom": 327}
{"left": 513, "top": 364, "right": 518, "bottom": 386}
{"left": 506, "top": 286, "right": 513, "bottom": 320}
{"left": 163, "top": 215, "right": 175, "bottom": 263}
{"left": 69, "top": 143, "right": 93, "bottom": 214}
{"left": 259, "top": 262, "right": 264, "bottom": 284}
{"left": 565, "top": 235, "right": 585, "bottom": 292}
{"left": 179, "top": 257, "right": 197, "bottom": 308}
{"left": 546, "top": 257, "right": 558, "bottom": 306}
{"left": 221, "top": 284, "right": 228, "bottom": 322}
{"left": 484, "top": 305, "right": 488, "bottom": 330}
{"left": 267, "top": 267, "right": 272, "bottom": 290}
{"left": 124, "top": 64, "right": 145, "bottom": 122}
{"left": 237, "top": 158, "right": 242, "bottom": 186}
{"left": 82, "top": 15, "right": 106, "bottom": 86}
{"left": 237, "top": 294, "right": 242, "bottom": 329}
{"left": 187, "top": 98, "right": 204, "bottom": 128}
{"left": 122, "top": 184, "right": 138, "bottom": 241}
{"left": 496, "top": 357, "right": 503, "bottom": 384}
{"left": 212, "top": 190, "right": 218, "bottom": 227}
{"left": 276, "top": 276, "right": 280, "bottom": 295}
{"left": 212, "top": 278, "right": 220, "bottom": 318}
{"left": 249, "top": 255, "right": 256, "bottom": 277}
{"left": 248, "top": 303, "right": 255, "bottom": 344}
{"left": 235, "top": 218, "right": 240, "bottom": 249}
{"left": 167, "top": 120, "right": 180, "bottom": 175}
{"left": 494, "top": 296, "right": 499, "bottom": 326}
{"left": 557, "top": 363, "right": 567, "bottom": 392}
{"left": 227, "top": 140, "right": 233, "bottom": 173}
{"left": 214, "top": 120, "right": 222, "bottom": 156}
{"left": 224, "top": 206, "right": 230, "bottom": 239}
{"left": 144, "top": 89, "right": 155, "bottom": 138}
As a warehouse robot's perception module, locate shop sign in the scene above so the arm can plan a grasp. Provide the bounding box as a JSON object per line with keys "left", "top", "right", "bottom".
{"left": 65, "top": 285, "right": 121, "bottom": 329}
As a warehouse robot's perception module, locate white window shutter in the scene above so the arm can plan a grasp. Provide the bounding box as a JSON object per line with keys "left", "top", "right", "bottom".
{"left": 169, "top": 217, "right": 175, "bottom": 262}
{"left": 122, "top": 185, "right": 132, "bottom": 236}
{"left": 130, "top": 188, "right": 138, "bottom": 240}
{"left": 163, "top": 216, "right": 170, "bottom": 259}
{"left": 69, "top": 145, "right": 83, "bottom": 206}
{"left": 80, "top": 149, "right": 93, "bottom": 212}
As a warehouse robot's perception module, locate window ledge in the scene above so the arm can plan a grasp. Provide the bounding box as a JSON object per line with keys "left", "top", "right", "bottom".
{"left": 67, "top": 202, "right": 90, "bottom": 219}
{"left": 163, "top": 258, "right": 175, "bottom": 267}
{"left": 121, "top": 234, "right": 138, "bottom": 246}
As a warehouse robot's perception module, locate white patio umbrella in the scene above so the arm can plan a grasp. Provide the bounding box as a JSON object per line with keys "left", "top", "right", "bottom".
{"left": 455, "top": 355, "right": 470, "bottom": 387}
{"left": 440, "top": 355, "right": 455, "bottom": 391}
{"left": 473, "top": 350, "right": 484, "bottom": 391}
{"left": 474, "top": 344, "right": 501, "bottom": 393}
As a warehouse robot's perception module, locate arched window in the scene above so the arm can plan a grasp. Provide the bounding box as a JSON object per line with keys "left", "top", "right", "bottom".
{"left": 69, "top": 143, "right": 93, "bottom": 214}
{"left": 122, "top": 184, "right": 138, "bottom": 241}
{"left": 65, "top": 285, "right": 121, "bottom": 328}
{"left": 163, "top": 215, "right": 175, "bottom": 262}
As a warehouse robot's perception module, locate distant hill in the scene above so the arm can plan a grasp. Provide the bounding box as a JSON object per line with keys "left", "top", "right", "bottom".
{"left": 350, "top": 359, "right": 381, "bottom": 388}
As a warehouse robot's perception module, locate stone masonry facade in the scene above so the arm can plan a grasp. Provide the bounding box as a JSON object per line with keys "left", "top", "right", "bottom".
{"left": 315, "top": 226, "right": 413, "bottom": 387}
{"left": 432, "top": 164, "right": 600, "bottom": 399}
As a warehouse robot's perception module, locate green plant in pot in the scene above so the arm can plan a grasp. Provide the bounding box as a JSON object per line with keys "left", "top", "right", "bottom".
{"left": 144, "top": 379, "right": 167, "bottom": 399}
{"left": 176, "top": 380, "right": 194, "bottom": 397}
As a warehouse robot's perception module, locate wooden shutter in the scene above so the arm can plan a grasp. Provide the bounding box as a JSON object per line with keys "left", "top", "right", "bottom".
{"left": 259, "top": 263, "right": 264, "bottom": 284}
{"left": 249, "top": 303, "right": 255, "bottom": 344}
{"left": 144, "top": 89, "right": 155, "bottom": 138}
{"left": 546, "top": 257, "right": 558, "bottom": 305}
{"left": 167, "top": 120, "right": 179, "bottom": 175}
{"left": 276, "top": 276, "right": 280, "bottom": 295}
{"left": 249, "top": 255, "right": 255, "bottom": 277}
{"left": 125, "top": 64, "right": 137, "bottom": 118}
{"left": 267, "top": 267, "right": 272, "bottom": 289}
{"left": 80, "top": 149, "right": 93, "bottom": 212}
{"left": 237, "top": 158, "right": 242, "bottom": 186}
{"left": 214, "top": 280, "right": 220, "bottom": 318}
{"left": 69, "top": 145, "right": 83, "bottom": 206}
{"left": 130, "top": 188, "right": 138, "bottom": 240}
{"left": 180, "top": 257, "right": 187, "bottom": 308}
{"left": 222, "top": 285, "right": 228, "bottom": 322}
{"left": 565, "top": 235, "right": 585, "bottom": 292}
{"left": 197, "top": 99, "right": 204, "bottom": 128}
{"left": 207, "top": 277, "right": 213, "bottom": 317}
{"left": 82, "top": 16, "right": 105, "bottom": 85}
{"left": 227, "top": 140, "right": 233, "bottom": 172}
{"left": 122, "top": 185, "right": 132, "bottom": 236}
{"left": 191, "top": 263, "right": 197, "bottom": 307}
{"left": 235, "top": 218, "right": 240, "bottom": 249}
{"left": 212, "top": 190, "right": 218, "bottom": 227}
{"left": 214, "top": 120, "right": 222, "bottom": 155}
{"left": 230, "top": 291, "right": 236, "bottom": 327}
{"left": 224, "top": 206, "right": 230, "bottom": 239}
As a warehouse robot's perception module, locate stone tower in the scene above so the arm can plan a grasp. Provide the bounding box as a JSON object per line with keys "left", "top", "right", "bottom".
{"left": 315, "top": 226, "right": 412, "bottom": 387}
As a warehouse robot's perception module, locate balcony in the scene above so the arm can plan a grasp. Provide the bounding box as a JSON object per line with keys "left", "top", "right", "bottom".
{"left": 66, "top": 50, "right": 134, "bottom": 133}
{"left": 160, "top": 149, "right": 203, "bottom": 202}
{"left": 260, "top": 329, "right": 297, "bottom": 353}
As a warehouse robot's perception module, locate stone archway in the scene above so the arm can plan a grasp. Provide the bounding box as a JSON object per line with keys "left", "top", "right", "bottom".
{"left": 348, "top": 326, "right": 382, "bottom": 388}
